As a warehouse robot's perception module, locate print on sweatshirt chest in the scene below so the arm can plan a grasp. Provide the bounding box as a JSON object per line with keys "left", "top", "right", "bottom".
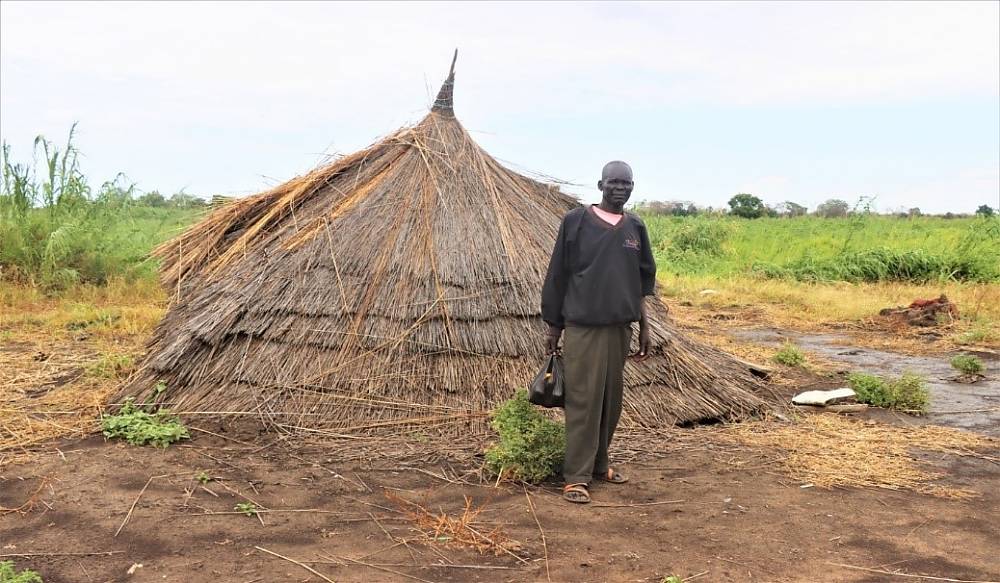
{"left": 572, "top": 224, "right": 643, "bottom": 272}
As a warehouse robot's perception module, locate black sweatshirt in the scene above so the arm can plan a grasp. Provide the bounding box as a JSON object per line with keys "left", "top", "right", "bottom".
{"left": 541, "top": 206, "right": 657, "bottom": 330}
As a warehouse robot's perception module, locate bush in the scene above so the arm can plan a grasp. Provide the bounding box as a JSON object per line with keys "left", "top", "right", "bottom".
{"left": 950, "top": 354, "right": 985, "bottom": 375}
{"left": 0, "top": 561, "right": 43, "bottom": 583}
{"left": 773, "top": 342, "right": 806, "bottom": 367}
{"left": 484, "top": 391, "right": 565, "bottom": 483}
{"left": 664, "top": 219, "right": 732, "bottom": 259}
{"left": 847, "top": 372, "right": 930, "bottom": 414}
{"left": 101, "top": 398, "right": 189, "bottom": 447}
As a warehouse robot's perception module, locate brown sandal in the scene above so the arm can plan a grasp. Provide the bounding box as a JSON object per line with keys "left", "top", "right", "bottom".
{"left": 562, "top": 483, "right": 591, "bottom": 504}
{"left": 594, "top": 468, "right": 629, "bottom": 484}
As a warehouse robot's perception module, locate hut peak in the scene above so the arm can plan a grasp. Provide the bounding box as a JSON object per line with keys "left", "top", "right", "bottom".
{"left": 431, "top": 49, "right": 458, "bottom": 116}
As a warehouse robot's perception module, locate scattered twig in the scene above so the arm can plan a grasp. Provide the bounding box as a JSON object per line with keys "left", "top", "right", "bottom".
{"left": 0, "top": 476, "right": 50, "bottom": 515}
{"left": 115, "top": 474, "right": 166, "bottom": 537}
{"left": 827, "top": 563, "right": 999, "bottom": 582}
{"left": 187, "top": 426, "right": 256, "bottom": 446}
{"left": 0, "top": 551, "right": 124, "bottom": 558}
{"left": 254, "top": 546, "right": 335, "bottom": 583}
{"left": 593, "top": 499, "right": 685, "bottom": 508}
{"left": 325, "top": 552, "right": 435, "bottom": 583}
{"left": 523, "top": 486, "right": 551, "bottom": 582}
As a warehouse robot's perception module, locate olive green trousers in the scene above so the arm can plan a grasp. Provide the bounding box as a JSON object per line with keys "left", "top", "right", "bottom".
{"left": 562, "top": 324, "right": 632, "bottom": 485}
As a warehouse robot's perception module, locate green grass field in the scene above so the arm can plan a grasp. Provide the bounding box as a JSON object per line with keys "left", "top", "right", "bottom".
{"left": 644, "top": 214, "right": 1000, "bottom": 283}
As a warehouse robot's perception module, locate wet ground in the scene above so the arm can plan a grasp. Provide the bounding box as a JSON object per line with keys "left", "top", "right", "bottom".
{"left": 734, "top": 328, "right": 1000, "bottom": 435}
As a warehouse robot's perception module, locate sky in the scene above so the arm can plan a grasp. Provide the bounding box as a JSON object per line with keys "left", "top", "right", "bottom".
{"left": 1, "top": 1, "right": 998, "bottom": 214}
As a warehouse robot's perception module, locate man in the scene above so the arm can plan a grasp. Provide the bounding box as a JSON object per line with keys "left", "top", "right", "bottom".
{"left": 541, "top": 160, "right": 657, "bottom": 504}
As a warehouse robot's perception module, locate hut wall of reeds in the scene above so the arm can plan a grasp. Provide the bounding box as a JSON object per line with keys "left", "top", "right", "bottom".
{"left": 115, "top": 57, "right": 769, "bottom": 433}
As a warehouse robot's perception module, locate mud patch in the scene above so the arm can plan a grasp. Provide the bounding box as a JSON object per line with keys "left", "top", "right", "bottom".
{"left": 734, "top": 328, "right": 1000, "bottom": 435}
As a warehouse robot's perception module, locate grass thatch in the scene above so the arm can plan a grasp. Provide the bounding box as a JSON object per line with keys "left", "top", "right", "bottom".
{"left": 114, "top": 62, "right": 770, "bottom": 433}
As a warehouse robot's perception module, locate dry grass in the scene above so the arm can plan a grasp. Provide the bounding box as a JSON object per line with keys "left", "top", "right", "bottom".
{"left": 0, "top": 280, "right": 162, "bottom": 466}
{"left": 666, "top": 277, "right": 999, "bottom": 354}
{"left": 386, "top": 491, "right": 522, "bottom": 557}
{"left": 714, "top": 414, "right": 997, "bottom": 498}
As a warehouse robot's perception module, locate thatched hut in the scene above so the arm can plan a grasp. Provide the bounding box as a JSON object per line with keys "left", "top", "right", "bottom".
{"left": 116, "top": 55, "right": 769, "bottom": 433}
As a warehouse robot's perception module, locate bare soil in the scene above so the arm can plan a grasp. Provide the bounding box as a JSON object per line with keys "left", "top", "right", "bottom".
{"left": 3, "top": 414, "right": 999, "bottom": 583}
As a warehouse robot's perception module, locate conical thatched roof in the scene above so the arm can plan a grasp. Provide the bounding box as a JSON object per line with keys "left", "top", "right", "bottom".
{"left": 116, "top": 55, "right": 769, "bottom": 433}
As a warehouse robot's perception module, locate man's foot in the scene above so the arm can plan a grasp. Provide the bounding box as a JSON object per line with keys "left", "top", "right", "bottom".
{"left": 593, "top": 468, "right": 629, "bottom": 484}
{"left": 563, "top": 483, "right": 591, "bottom": 504}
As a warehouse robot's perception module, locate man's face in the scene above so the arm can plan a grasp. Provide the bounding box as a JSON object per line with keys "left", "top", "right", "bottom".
{"left": 598, "top": 162, "right": 634, "bottom": 208}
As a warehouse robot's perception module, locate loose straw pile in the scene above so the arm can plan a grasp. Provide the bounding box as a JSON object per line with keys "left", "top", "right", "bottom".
{"left": 716, "top": 414, "right": 996, "bottom": 498}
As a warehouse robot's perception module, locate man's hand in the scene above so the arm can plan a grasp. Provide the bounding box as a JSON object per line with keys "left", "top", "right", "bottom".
{"left": 632, "top": 297, "right": 652, "bottom": 361}
{"left": 635, "top": 324, "right": 652, "bottom": 361}
{"left": 545, "top": 327, "right": 562, "bottom": 355}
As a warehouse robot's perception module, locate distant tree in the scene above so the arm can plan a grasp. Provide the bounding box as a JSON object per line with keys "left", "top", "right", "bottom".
{"left": 814, "top": 199, "right": 849, "bottom": 218}
{"left": 775, "top": 201, "right": 807, "bottom": 217}
{"left": 137, "top": 190, "right": 167, "bottom": 207}
{"left": 685, "top": 203, "right": 699, "bottom": 216}
{"left": 976, "top": 204, "right": 995, "bottom": 217}
{"left": 728, "top": 193, "right": 766, "bottom": 219}
{"left": 907, "top": 207, "right": 922, "bottom": 218}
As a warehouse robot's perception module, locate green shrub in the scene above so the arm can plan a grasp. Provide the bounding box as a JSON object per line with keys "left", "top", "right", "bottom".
{"left": 484, "top": 391, "right": 565, "bottom": 483}
{"left": 773, "top": 342, "right": 806, "bottom": 367}
{"left": 950, "top": 354, "right": 984, "bottom": 375}
{"left": 847, "top": 373, "right": 890, "bottom": 407}
{"left": 890, "top": 373, "right": 931, "bottom": 413}
{"left": 664, "top": 219, "right": 732, "bottom": 258}
{"left": 847, "top": 372, "right": 930, "bottom": 414}
{"left": 0, "top": 561, "right": 43, "bottom": 583}
{"left": 101, "top": 398, "right": 189, "bottom": 447}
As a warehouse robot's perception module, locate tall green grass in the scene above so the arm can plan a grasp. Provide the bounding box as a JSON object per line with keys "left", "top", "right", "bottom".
{"left": 644, "top": 214, "right": 1000, "bottom": 283}
{"left": 1, "top": 126, "right": 203, "bottom": 288}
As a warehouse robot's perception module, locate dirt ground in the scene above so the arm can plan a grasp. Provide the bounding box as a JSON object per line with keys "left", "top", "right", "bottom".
{"left": 3, "top": 294, "right": 999, "bottom": 583}
{"left": 3, "top": 410, "right": 999, "bottom": 583}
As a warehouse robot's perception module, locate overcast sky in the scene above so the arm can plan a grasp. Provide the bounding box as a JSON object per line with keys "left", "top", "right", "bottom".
{"left": 2, "top": 1, "right": 998, "bottom": 213}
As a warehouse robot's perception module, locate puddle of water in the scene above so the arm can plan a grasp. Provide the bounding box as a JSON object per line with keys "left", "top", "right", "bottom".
{"left": 734, "top": 328, "right": 1000, "bottom": 436}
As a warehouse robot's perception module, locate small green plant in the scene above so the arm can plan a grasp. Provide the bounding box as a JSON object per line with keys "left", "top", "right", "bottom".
{"left": 661, "top": 577, "right": 682, "bottom": 583}
{"left": 153, "top": 380, "right": 167, "bottom": 395}
{"left": 847, "top": 372, "right": 930, "bottom": 414}
{"left": 950, "top": 354, "right": 985, "bottom": 375}
{"left": 955, "top": 325, "right": 992, "bottom": 345}
{"left": 773, "top": 342, "right": 806, "bottom": 367}
{"left": 196, "top": 471, "right": 211, "bottom": 484}
{"left": 0, "top": 561, "right": 43, "bottom": 583}
{"left": 484, "top": 390, "right": 565, "bottom": 483}
{"left": 235, "top": 502, "right": 258, "bottom": 517}
{"left": 101, "top": 398, "right": 189, "bottom": 447}
{"left": 890, "top": 373, "right": 931, "bottom": 413}
{"left": 847, "top": 373, "right": 890, "bottom": 407}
